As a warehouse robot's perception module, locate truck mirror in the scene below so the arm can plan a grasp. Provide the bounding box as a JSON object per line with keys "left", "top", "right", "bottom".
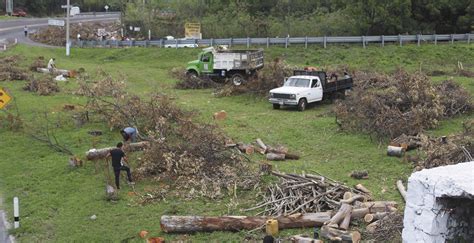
{"left": 284, "top": 77, "right": 288, "bottom": 83}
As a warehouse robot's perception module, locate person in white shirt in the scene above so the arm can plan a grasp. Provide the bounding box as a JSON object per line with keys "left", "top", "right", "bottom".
{"left": 24, "top": 26, "right": 28, "bottom": 37}
{"left": 77, "top": 33, "right": 81, "bottom": 41}
{"left": 47, "top": 58, "right": 56, "bottom": 72}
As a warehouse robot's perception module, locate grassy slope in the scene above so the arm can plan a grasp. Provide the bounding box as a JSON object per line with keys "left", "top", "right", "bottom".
{"left": 0, "top": 43, "right": 472, "bottom": 242}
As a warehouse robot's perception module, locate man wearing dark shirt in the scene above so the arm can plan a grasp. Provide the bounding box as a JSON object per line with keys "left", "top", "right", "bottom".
{"left": 107, "top": 142, "right": 134, "bottom": 189}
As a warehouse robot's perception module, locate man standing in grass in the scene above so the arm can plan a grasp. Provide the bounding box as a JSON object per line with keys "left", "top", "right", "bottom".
{"left": 24, "top": 26, "right": 28, "bottom": 37}
{"left": 106, "top": 142, "right": 134, "bottom": 189}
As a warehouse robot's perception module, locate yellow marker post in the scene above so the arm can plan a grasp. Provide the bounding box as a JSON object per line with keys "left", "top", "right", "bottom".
{"left": 0, "top": 87, "right": 12, "bottom": 109}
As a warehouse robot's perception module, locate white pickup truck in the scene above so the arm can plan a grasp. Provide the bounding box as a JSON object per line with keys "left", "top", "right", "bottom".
{"left": 269, "top": 70, "right": 353, "bottom": 111}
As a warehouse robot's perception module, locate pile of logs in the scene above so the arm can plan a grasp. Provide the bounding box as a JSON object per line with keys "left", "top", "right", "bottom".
{"left": 230, "top": 138, "right": 300, "bottom": 161}
{"left": 160, "top": 171, "right": 400, "bottom": 242}
{"left": 245, "top": 172, "right": 370, "bottom": 216}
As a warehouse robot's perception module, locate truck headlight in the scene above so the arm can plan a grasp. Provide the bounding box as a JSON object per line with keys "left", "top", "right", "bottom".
{"left": 290, "top": 94, "right": 296, "bottom": 99}
{"left": 269, "top": 92, "right": 274, "bottom": 98}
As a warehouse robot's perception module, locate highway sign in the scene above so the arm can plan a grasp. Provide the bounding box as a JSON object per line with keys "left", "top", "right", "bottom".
{"left": 61, "top": 5, "right": 70, "bottom": 9}
{"left": 0, "top": 88, "right": 12, "bottom": 109}
{"left": 48, "top": 19, "right": 65, "bottom": 27}
{"left": 104, "top": 5, "right": 109, "bottom": 10}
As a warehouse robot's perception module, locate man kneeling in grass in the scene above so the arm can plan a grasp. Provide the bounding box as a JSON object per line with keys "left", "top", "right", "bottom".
{"left": 106, "top": 142, "right": 134, "bottom": 189}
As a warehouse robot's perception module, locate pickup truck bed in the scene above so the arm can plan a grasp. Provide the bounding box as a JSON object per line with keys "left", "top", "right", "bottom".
{"left": 293, "top": 70, "right": 353, "bottom": 94}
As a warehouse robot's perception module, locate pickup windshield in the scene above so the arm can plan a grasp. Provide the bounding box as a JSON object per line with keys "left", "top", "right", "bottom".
{"left": 284, "top": 78, "right": 310, "bottom": 87}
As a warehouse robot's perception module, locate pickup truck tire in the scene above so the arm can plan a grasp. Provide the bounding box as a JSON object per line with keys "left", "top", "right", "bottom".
{"left": 273, "top": 104, "right": 280, "bottom": 109}
{"left": 231, "top": 73, "right": 245, "bottom": 86}
{"left": 297, "top": 98, "right": 307, "bottom": 111}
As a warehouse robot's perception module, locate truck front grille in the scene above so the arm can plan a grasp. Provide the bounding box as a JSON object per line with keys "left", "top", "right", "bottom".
{"left": 273, "top": 93, "right": 292, "bottom": 99}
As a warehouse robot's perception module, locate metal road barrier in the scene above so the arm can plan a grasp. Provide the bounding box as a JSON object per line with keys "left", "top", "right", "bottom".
{"left": 72, "top": 33, "right": 473, "bottom": 49}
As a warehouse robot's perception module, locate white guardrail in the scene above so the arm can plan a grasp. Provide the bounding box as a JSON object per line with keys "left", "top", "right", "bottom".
{"left": 72, "top": 33, "right": 473, "bottom": 48}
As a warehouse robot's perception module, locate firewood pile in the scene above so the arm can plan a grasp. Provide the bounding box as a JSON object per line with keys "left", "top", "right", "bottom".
{"left": 23, "top": 75, "right": 60, "bottom": 95}
{"left": 0, "top": 55, "right": 29, "bottom": 81}
{"left": 215, "top": 58, "right": 297, "bottom": 97}
{"left": 246, "top": 171, "right": 371, "bottom": 216}
{"left": 78, "top": 72, "right": 259, "bottom": 199}
{"left": 230, "top": 138, "right": 299, "bottom": 161}
{"left": 334, "top": 70, "right": 473, "bottom": 139}
{"left": 171, "top": 68, "right": 219, "bottom": 89}
{"left": 31, "top": 22, "right": 121, "bottom": 46}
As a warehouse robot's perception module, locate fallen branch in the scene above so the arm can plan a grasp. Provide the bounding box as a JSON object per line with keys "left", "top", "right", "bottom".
{"left": 320, "top": 225, "right": 361, "bottom": 242}
{"left": 396, "top": 180, "right": 407, "bottom": 202}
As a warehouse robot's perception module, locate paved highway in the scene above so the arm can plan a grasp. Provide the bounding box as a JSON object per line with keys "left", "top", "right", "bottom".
{"left": 0, "top": 13, "right": 119, "bottom": 46}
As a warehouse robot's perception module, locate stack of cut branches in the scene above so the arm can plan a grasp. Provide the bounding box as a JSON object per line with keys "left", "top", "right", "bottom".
{"left": 23, "top": 75, "right": 60, "bottom": 95}
{"left": 0, "top": 55, "right": 29, "bottom": 81}
{"left": 334, "top": 70, "right": 472, "bottom": 140}
{"left": 78, "top": 72, "right": 259, "bottom": 199}
{"left": 246, "top": 171, "right": 370, "bottom": 216}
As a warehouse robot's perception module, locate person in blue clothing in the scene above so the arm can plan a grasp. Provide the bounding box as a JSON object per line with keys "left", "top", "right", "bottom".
{"left": 120, "top": 127, "right": 138, "bottom": 142}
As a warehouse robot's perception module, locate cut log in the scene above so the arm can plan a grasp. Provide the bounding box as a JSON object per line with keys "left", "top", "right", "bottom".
{"left": 357, "top": 201, "right": 398, "bottom": 213}
{"left": 320, "top": 225, "right": 361, "bottom": 242}
{"left": 160, "top": 212, "right": 333, "bottom": 233}
{"left": 387, "top": 146, "right": 404, "bottom": 157}
{"left": 86, "top": 141, "right": 149, "bottom": 160}
{"left": 364, "top": 212, "right": 389, "bottom": 223}
{"left": 350, "top": 170, "right": 369, "bottom": 179}
{"left": 284, "top": 153, "right": 300, "bottom": 160}
{"left": 36, "top": 67, "right": 70, "bottom": 76}
{"left": 343, "top": 192, "right": 352, "bottom": 200}
{"left": 354, "top": 184, "right": 371, "bottom": 194}
{"left": 267, "top": 145, "right": 289, "bottom": 155}
{"left": 352, "top": 208, "right": 369, "bottom": 218}
{"left": 365, "top": 220, "right": 379, "bottom": 234}
{"left": 266, "top": 153, "right": 286, "bottom": 161}
{"left": 339, "top": 207, "right": 352, "bottom": 230}
{"left": 396, "top": 180, "right": 407, "bottom": 202}
{"left": 256, "top": 138, "right": 268, "bottom": 153}
{"left": 325, "top": 203, "right": 352, "bottom": 226}
{"left": 237, "top": 143, "right": 255, "bottom": 155}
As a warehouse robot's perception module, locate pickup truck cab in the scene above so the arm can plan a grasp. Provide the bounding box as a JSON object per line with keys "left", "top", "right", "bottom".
{"left": 269, "top": 70, "right": 353, "bottom": 111}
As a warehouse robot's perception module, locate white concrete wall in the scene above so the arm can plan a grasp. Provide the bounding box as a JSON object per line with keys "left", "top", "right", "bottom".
{"left": 402, "top": 162, "right": 474, "bottom": 243}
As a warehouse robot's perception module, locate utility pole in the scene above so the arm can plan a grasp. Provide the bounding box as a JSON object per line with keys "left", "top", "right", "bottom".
{"left": 66, "top": 0, "right": 70, "bottom": 56}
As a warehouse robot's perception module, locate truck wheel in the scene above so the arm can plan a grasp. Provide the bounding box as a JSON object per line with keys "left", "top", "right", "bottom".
{"left": 231, "top": 73, "right": 245, "bottom": 86}
{"left": 297, "top": 98, "right": 307, "bottom": 112}
{"left": 186, "top": 70, "right": 198, "bottom": 80}
{"left": 273, "top": 104, "right": 280, "bottom": 109}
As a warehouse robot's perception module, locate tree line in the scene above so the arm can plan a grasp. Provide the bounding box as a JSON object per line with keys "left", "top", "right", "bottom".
{"left": 2, "top": 0, "right": 473, "bottom": 38}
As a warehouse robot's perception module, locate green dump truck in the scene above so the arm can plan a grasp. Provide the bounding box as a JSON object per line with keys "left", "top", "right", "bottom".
{"left": 186, "top": 47, "right": 264, "bottom": 85}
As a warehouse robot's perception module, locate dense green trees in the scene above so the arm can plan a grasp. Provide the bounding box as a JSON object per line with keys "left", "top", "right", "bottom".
{"left": 1, "top": 0, "right": 472, "bottom": 37}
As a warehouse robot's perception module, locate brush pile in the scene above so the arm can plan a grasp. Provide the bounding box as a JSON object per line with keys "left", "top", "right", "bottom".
{"left": 334, "top": 70, "right": 473, "bottom": 139}
{"left": 363, "top": 212, "right": 403, "bottom": 242}
{"left": 29, "top": 56, "right": 46, "bottom": 71}
{"left": 246, "top": 171, "right": 370, "bottom": 216}
{"left": 172, "top": 68, "right": 219, "bottom": 89}
{"left": 415, "top": 122, "right": 473, "bottom": 170}
{"left": 31, "top": 22, "right": 121, "bottom": 46}
{"left": 215, "top": 58, "right": 297, "bottom": 97}
{"left": 79, "top": 72, "right": 258, "bottom": 199}
{"left": 23, "top": 75, "right": 60, "bottom": 95}
{"left": 0, "top": 55, "right": 29, "bottom": 81}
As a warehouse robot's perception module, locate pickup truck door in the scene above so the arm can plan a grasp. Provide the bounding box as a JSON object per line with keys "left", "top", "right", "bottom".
{"left": 310, "top": 79, "right": 323, "bottom": 102}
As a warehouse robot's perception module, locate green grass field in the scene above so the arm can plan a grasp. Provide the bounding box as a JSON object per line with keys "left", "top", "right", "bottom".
{"left": 0, "top": 43, "right": 473, "bottom": 242}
